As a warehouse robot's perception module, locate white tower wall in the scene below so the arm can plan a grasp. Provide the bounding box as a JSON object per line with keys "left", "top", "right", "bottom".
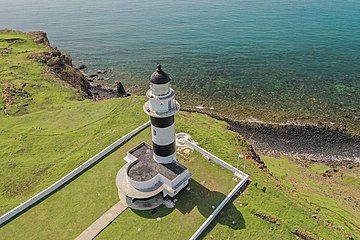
{"left": 144, "top": 65, "right": 180, "bottom": 164}
{"left": 151, "top": 125, "right": 176, "bottom": 146}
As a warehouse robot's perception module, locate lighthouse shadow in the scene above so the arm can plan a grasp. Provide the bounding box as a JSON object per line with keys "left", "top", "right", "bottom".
{"left": 131, "top": 179, "right": 246, "bottom": 230}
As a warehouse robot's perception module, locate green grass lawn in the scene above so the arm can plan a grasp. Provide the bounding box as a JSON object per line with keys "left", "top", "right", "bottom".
{"left": 0, "top": 118, "right": 239, "bottom": 240}
{"left": 1, "top": 30, "right": 359, "bottom": 240}
{"left": 0, "top": 97, "right": 148, "bottom": 215}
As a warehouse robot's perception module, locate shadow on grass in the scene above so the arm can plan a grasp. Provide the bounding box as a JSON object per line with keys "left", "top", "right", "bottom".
{"left": 132, "top": 179, "right": 246, "bottom": 231}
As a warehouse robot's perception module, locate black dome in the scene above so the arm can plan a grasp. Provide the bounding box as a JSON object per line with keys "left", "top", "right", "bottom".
{"left": 150, "top": 64, "right": 171, "bottom": 84}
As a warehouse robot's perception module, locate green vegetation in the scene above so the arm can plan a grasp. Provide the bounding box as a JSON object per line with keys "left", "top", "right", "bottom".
{"left": 0, "top": 30, "right": 359, "bottom": 240}
{"left": 0, "top": 97, "right": 148, "bottom": 214}
{"left": 262, "top": 156, "right": 360, "bottom": 239}
{"left": 0, "top": 30, "right": 79, "bottom": 116}
{"left": 308, "top": 163, "right": 331, "bottom": 174}
{"left": 0, "top": 84, "right": 3, "bottom": 110}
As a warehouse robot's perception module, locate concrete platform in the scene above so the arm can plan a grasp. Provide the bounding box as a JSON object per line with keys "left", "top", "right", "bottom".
{"left": 127, "top": 142, "right": 186, "bottom": 181}
{"left": 116, "top": 163, "right": 165, "bottom": 199}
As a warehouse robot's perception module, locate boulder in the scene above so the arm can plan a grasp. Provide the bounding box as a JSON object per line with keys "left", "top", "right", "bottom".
{"left": 115, "top": 81, "right": 127, "bottom": 97}
{"left": 89, "top": 74, "right": 98, "bottom": 78}
{"left": 96, "top": 69, "right": 107, "bottom": 74}
{"left": 63, "top": 53, "right": 73, "bottom": 66}
{"left": 78, "top": 64, "right": 87, "bottom": 70}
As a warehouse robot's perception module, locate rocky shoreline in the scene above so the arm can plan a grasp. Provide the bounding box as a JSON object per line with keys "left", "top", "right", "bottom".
{"left": 183, "top": 108, "right": 360, "bottom": 168}
{"left": 27, "top": 31, "right": 129, "bottom": 101}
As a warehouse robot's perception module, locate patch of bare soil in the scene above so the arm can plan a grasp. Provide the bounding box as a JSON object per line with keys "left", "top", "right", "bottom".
{"left": 253, "top": 211, "right": 281, "bottom": 225}
{"left": 2, "top": 84, "right": 30, "bottom": 114}
{"left": 291, "top": 229, "right": 322, "bottom": 240}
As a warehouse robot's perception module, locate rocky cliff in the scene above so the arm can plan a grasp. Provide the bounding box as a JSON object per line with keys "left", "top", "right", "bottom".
{"left": 26, "top": 31, "right": 128, "bottom": 100}
{"left": 27, "top": 31, "right": 93, "bottom": 98}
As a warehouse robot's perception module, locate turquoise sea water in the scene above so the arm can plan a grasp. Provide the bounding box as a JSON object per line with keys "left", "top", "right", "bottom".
{"left": 1, "top": 0, "right": 359, "bottom": 121}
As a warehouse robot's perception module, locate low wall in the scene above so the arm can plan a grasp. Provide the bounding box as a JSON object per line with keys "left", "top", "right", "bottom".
{"left": 185, "top": 140, "right": 248, "bottom": 179}
{"left": 183, "top": 138, "right": 249, "bottom": 240}
{"left": 189, "top": 177, "right": 248, "bottom": 240}
{"left": 0, "top": 121, "right": 150, "bottom": 226}
{"left": 127, "top": 170, "right": 160, "bottom": 191}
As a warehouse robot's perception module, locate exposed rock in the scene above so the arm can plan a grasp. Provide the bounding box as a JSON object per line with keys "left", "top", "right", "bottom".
{"left": 291, "top": 229, "right": 319, "bottom": 240}
{"left": 46, "top": 56, "right": 64, "bottom": 68}
{"left": 28, "top": 46, "right": 92, "bottom": 98}
{"left": 89, "top": 74, "right": 98, "bottom": 78}
{"left": 322, "top": 168, "right": 339, "bottom": 177}
{"left": 28, "top": 31, "right": 50, "bottom": 46}
{"left": 182, "top": 107, "right": 360, "bottom": 167}
{"left": 248, "top": 144, "right": 266, "bottom": 169}
{"left": 78, "top": 64, "right": 87, "bottom": 70}
{"left": 25, "top": 31, "right": 131, "bottom": 101}
{"left": 2, "top": 84, "right": 31, "bottom": 114}
{"left": 58, "top": 67, "right": 92, "bottom": 97}
{"left": 232, "top": 122, "right": 360, "bottom": 167}
{"left": 63, "top": 52, "right": 73, "bottom": 65}
{"left": 115, "top": 81, "right": 127, "bottom": 97}
{"left": 96, "top": 69, "right": 107, "bottom": 74}
{"left": 254, "top": 211, "right": 281, "bottom": 225}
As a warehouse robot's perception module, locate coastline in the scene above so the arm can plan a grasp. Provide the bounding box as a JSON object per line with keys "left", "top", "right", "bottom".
{"left": 26, "top": 31, "right": 129, "bottom": 101}
{"left": 182, "top": 108, "right": 360, "bottom": 168}
{"left": 4, "top": 30, "right": 358, "bottom": 167}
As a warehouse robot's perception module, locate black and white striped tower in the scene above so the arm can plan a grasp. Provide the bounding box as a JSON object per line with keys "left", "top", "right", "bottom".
{"left": 144, "top": 65, "right": 180, "bottom": 164}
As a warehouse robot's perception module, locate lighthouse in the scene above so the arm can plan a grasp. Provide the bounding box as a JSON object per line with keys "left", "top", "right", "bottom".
{"left": 116, "top": 65, "right": 190, "bottom": 210}
{"left": 143, "top": 64, "right": 180, "bottom": 164}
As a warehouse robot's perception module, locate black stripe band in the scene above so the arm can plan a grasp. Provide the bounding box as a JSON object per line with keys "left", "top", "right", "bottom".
{"left": 150, "top": 116, "right": 174, "bottom": 128}
{"left": 153, "top": 141, "right": 176, "bottom": 157}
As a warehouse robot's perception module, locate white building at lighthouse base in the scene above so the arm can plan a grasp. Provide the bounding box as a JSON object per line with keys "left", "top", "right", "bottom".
{"left": 116, "top": 142, "right": 191, "bottom": 210}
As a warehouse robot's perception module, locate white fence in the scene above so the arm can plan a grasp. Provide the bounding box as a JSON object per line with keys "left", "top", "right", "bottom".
{"left": 189, "top": 178, "right": 248, "bottom": 240}
{"left": 180, "top": 136, "right": 249, "bottom": 240}
{"left": 185, "top": 140, "right": 248, "bottom": 179}
{"left": 0, "top": 121, "right": 150, "bottom": 226}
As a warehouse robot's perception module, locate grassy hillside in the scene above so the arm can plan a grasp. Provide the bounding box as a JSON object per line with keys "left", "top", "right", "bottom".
{"left": 0, "top": 30, "right": 79, "bottom": 115}
{"left": 0, "top": 97, "right": 148, "bottom": 214}
{"left": 0, "top": 30, "right": 359, "bottom": 240}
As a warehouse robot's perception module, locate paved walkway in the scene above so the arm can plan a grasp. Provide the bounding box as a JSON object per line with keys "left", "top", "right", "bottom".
{"left": 75, "top": 201, "right": 127, "bottom": 240}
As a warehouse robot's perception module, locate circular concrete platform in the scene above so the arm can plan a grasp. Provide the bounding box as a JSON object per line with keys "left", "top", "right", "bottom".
{"left": 176, "top": 132, "right": 190, "bottom": 147}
